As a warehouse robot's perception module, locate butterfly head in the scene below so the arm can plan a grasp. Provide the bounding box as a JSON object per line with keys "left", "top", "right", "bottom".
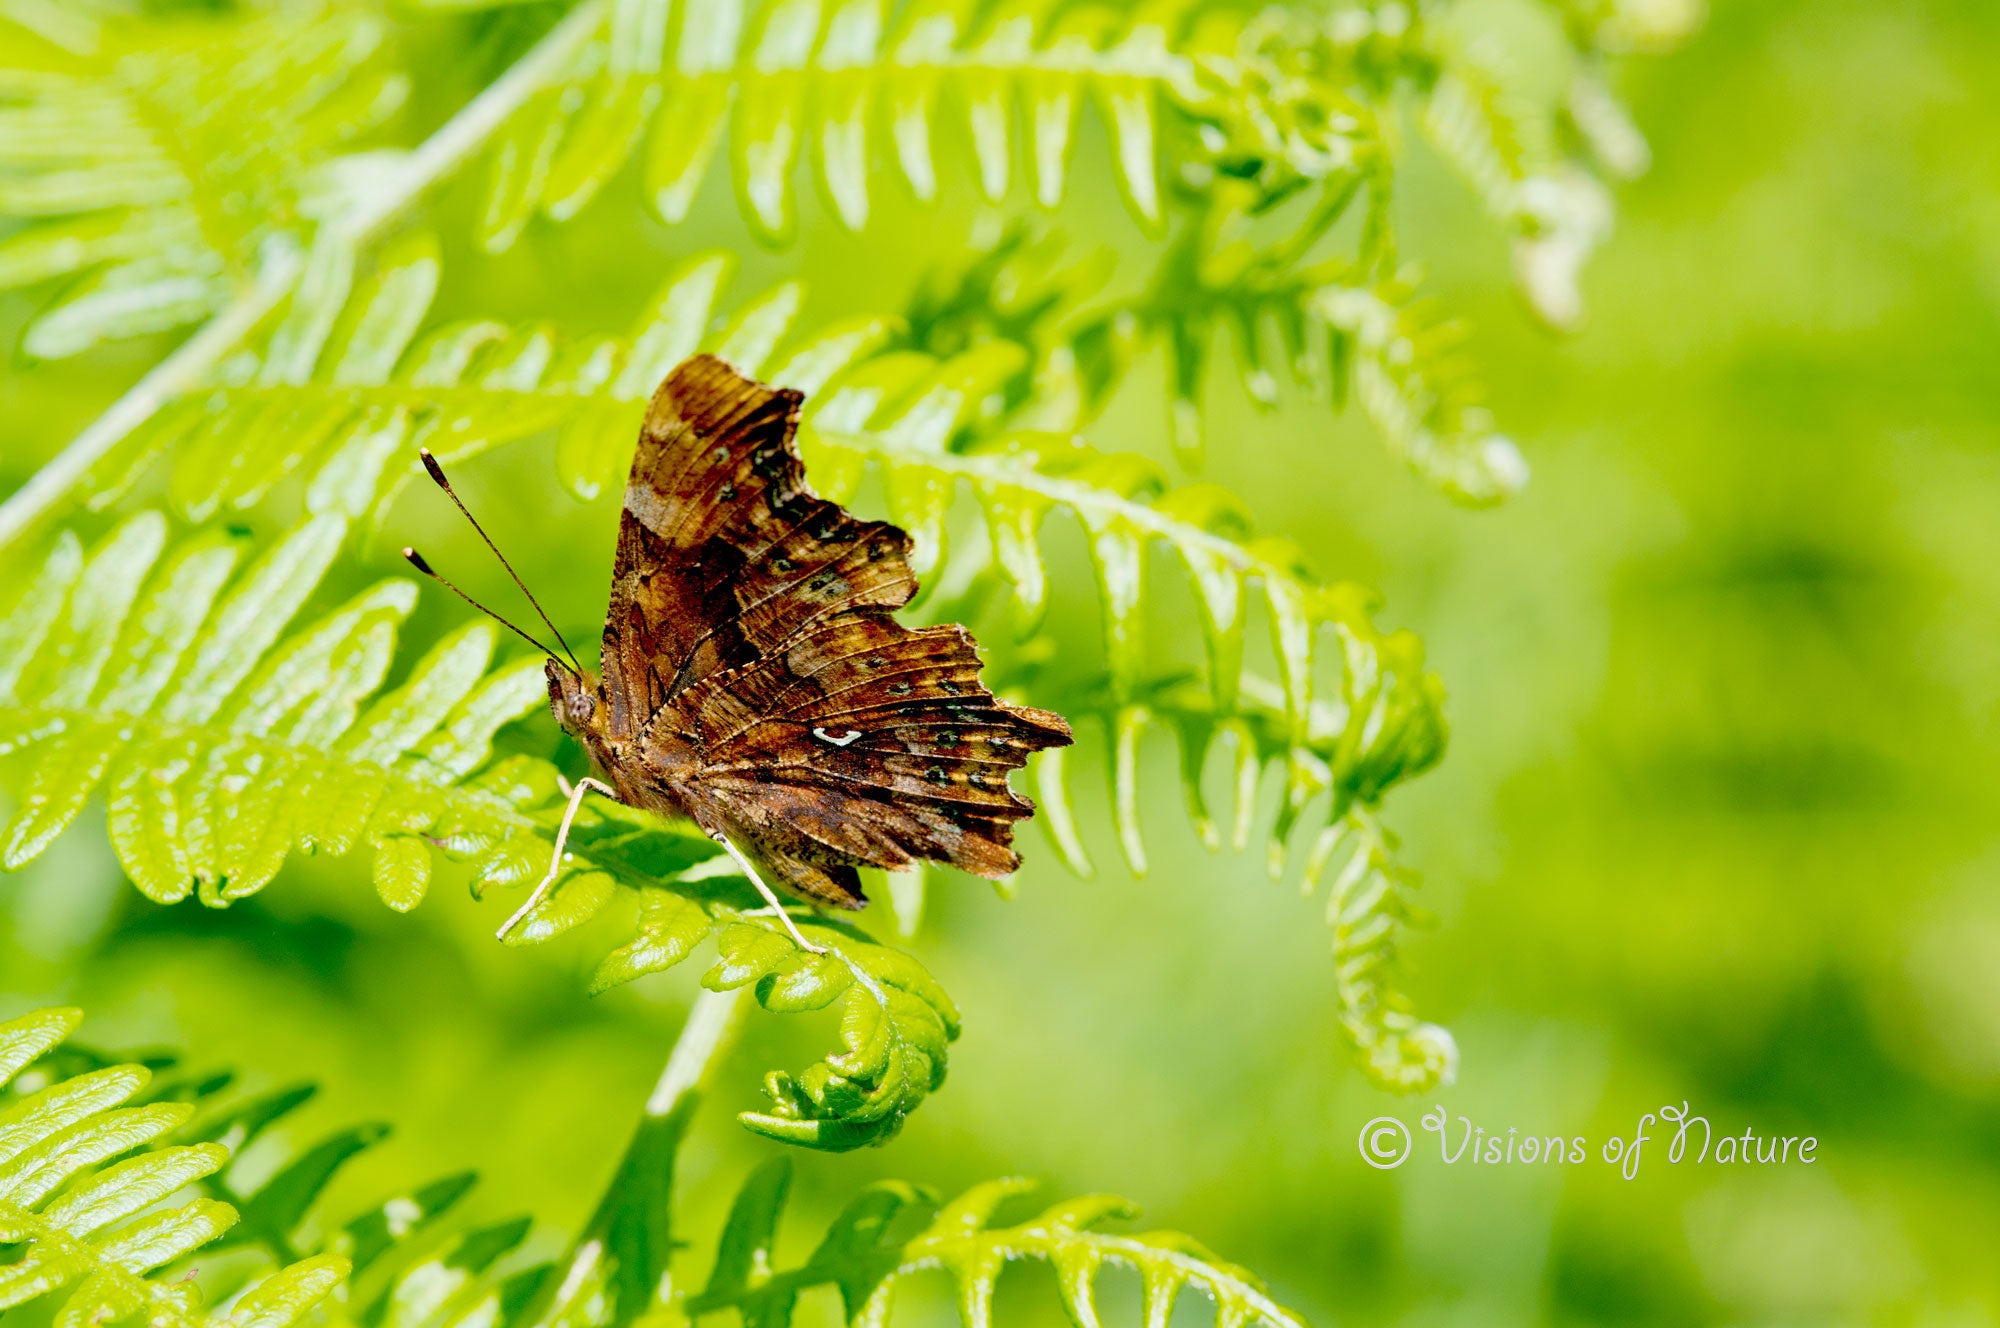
{"left": 546, "top": 658, "right": 606, "bottom": 743}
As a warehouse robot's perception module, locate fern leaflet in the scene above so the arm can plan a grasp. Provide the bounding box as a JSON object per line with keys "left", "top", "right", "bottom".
{"left": 9, "top": 1009, "right": 1313, "bottom": 1328}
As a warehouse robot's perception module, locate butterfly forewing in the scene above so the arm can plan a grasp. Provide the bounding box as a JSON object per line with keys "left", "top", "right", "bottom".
{"left": 594, "top": 354, "right": 1072, "bottom": 908}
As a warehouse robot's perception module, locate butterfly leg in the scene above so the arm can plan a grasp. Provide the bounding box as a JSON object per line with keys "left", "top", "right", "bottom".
{"left": 710, "top": 832, "right": 830, "bottom": 955}
{"left": 497, "top": 775, "right": 616, "bottom": 940}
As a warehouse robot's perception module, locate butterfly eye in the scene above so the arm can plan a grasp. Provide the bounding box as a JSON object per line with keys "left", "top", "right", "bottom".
{"left": 568, "top": 692, "right": 596, "bottom": 723}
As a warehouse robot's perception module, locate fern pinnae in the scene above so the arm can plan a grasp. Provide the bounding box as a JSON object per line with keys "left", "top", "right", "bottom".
{"left": 0, "top": 518, "right": 965, "bottom": 1148}
{"left": 56, "top": 249, "right": 1443, "bottom": 870}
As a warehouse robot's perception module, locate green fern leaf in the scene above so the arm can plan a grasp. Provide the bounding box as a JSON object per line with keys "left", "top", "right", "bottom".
{"left": 0, "top": 1007, "right": 347, "bottom": 1328}
{"left": 65, "top": 254, "right": 1445, "bottom": 868}
{"left": 15, "top": 1012, "right": 1315, "bottom": 1328}
{"left": 1042, "top": 665, "right": 1454, "bottom": 1092}
{"left": 0, "top": 4, "right": 408, "bottom": 356}
{"left": 0, "top": 512, "right": 551, "bottom": 908}
{"left": 685, "top": 1162, "right": 1306, "bottom": 1328}
{"left": 420, "top": 0, "right": 1384, "bottom": 248}
{"left": 913, "top": 218, "right": 1527, "bottom": 501}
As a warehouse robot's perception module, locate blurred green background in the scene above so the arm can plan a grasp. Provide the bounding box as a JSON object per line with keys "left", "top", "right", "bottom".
{"left": 5, "top": 0, "right": 1999, "bottom": 1323}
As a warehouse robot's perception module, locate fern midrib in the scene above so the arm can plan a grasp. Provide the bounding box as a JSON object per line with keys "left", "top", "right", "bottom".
{"left": 920, "top": 1224, "right": 1301, "bottom": 1327}
{"left": 166, "top": 382, "right": 1330, "bottom": 605}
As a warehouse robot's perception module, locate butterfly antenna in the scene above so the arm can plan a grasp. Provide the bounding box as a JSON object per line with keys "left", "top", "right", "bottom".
{"left": 403, "top": 547, "right": 573, "bottom": 671}
{"left": 417, "top": 448, "right": 584, "bottom": 674}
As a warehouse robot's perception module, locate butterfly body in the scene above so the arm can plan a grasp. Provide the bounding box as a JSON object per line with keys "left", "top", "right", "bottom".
{"left": 542, "top": 355, "right": 1072, "bottom": 911}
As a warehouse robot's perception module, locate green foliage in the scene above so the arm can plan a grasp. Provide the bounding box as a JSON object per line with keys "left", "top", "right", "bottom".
{"left": 1045, "top": 200, "right": 1526, "bottom": 496}
{"left": 434, "top": 0, "right": 1390, "bottom": 249}
{"left": 0, "top": 3, "right": 407, "bottom": 356}
{"left": 9, "top": 1007, "right": 1304, "bottom": 1328}
{"left": 30, "top": 242, "right": 1458, "bottom": 1089}
{"left": 601, "top": 908, "right": 963, "bottom": 1150}
{"left": 687, "top": 1162, "right": 1305, "bottom": 1328}
{"left": 0, "top": 1006, "right": 347, "bottom": 1328}
{"left": 0, "top": 0, "right": 1687, "bottom": 1167}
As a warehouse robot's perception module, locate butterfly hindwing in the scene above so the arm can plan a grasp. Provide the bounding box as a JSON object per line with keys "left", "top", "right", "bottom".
{"left": 680, "top": 620, "right": 1071, "bottom": 886}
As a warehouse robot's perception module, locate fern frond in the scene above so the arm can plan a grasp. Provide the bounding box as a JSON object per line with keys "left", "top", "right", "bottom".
{"left": 0, "top": 512, "right": 548, "bottom": 908}
{"left": 0, "top": 1007, "right": 347, "bottom": 1328}
{"left": 78, "top": 238, "right": 896, "bottom": 523}
{"left": 421, "top": 0, "right": 1389, "bottom": 248}
{"left": 966, "top": 202, "right": 1528, "bottom": 497}
{"left": 686, "top": 1162, "right": 1305, "bottom": 1328}
{"left": 14, "top": 1012, "right": 1313, "bottom": 1328}
{"left": 0, "top": 4, "right": 407, "bottom": 356}
{"left": 1307, "top": 808, "right": 1456, "bottom": 1092}
{"left": 1028, "top": 659, "right": 1451, "bottom": 1092}
{"left": 1420, "top": 56, "right": 1613, "bottom": 332}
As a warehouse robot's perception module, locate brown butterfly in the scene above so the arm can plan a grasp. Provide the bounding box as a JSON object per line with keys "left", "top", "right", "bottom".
{"left": 407, "top": 354, "right": 1072, "bottom": 947}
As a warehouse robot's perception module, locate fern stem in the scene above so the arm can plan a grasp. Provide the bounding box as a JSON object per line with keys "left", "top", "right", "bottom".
{"left": 646, "top": 986, "right": 747, "bottom": 1118}
{"left": 0, "top": 0, "right": 607, "bottom": 551}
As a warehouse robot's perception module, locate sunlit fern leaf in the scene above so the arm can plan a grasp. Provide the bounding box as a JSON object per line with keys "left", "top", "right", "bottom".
{"left": 415, "top": 0, "right": 1386, "bottom": 249}
{"left": 3, "top": 1012, "right": 558, "bottom": 1328}
{"left": 77, "top": 239, "right": 899, "bottom": 525}
{"left": 1038, "top": 664, "right": 1453, "bottom": 1092}
{"left": 0, "top": 1006, "right": 349, "bottom": 1328}
{"left": 71, "top": 255, "right": 1447, "bottom": 850}
{"left": 1305, "top": 809, "right": 1457, "bottom": 1092}
{"left": 686, "top": 1163, "right": 1306, "bottom": 1328}
{"left": 0, "top": 512, "right": 551, "bottom": 909}
{"left": 0, "top": 3, "right": 408, "bottom": 357}
{"left": 801, "top": 362, "right": 1455, "bottom": 803}
{"left": 17, "top": 1013, "right": 1312, "bottom": 1328}
{"left": 1420, "top": 59, "right": 1613, "bottom": 332}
